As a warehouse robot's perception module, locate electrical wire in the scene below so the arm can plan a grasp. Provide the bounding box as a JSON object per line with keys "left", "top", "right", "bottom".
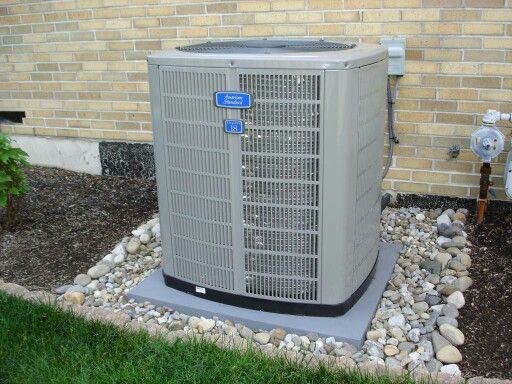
{"left": 382, "top": 75, "right": 400, "bottom": 180}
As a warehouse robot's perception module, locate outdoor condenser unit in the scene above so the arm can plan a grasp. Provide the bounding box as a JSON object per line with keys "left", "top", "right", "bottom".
{"left": 148, "top": 39, "right": 388, "bottom": 316}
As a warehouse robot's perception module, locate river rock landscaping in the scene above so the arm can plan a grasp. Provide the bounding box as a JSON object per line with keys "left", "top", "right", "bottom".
{"left": 53, "top": 205, "right": 474, "bottom": 378}
{"left": 1, "top": 168, "right": 511, "bottom": 380}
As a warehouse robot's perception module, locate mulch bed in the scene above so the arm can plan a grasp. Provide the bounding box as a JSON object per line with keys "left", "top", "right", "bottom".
{"left": 0, "top": 167, "right": 158, "bottom": 290}
{"left": 399, "top": 194, "right": 512, "bottom": 379}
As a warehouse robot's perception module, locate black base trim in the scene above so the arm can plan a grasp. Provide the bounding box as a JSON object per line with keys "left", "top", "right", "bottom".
{"left": 163, "top": 255, "right": 378, "bottom": 317}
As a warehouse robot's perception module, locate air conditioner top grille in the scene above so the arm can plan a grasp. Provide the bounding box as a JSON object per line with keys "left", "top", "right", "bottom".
{"left": 177, "top": 39, "right": 356, "bottom": 54}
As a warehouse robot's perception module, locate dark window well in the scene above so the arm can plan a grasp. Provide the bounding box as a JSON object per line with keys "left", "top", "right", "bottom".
{"left": 0, "top": 111, "right": 25, "bottom": 124}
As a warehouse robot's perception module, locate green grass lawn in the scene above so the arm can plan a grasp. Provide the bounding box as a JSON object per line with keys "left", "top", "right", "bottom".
{"left": 0, "top": 291, "right": 417, "bottom": 384}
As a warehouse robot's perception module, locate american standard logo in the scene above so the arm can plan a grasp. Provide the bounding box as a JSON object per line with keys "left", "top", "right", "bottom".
{"left": 214, "top": 91, "right": 252, "bottom": 109}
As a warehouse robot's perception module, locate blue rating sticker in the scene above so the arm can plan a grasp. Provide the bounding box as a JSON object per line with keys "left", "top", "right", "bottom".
{"left": 224, "top": 119, "right": 244, "bottom": 134}
{"left": 215, "top": 92, "right": 252, "bottom": 109}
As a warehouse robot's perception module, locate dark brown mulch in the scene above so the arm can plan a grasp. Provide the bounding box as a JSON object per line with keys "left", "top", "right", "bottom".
{"left": 398, "top": 193, "right": 512, "bottom": 379}
{"left": 459, "top": 201, "right": 512, "bottom": 379}
{"left": 0, "top": 166, "right": 157, "bottom": 290}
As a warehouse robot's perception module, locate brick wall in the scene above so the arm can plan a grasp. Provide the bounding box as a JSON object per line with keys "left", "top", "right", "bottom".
{"left": 1, "top": 0, "right": 511, "bottom": 198}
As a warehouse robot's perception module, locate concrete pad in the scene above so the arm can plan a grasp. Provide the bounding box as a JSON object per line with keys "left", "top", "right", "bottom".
{"left": 128, "top": 243, "right": 400, "bottom": 348}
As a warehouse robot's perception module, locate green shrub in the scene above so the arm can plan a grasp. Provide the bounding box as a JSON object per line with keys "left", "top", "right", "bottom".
{"left": 0, "top": 133, "right": 29, "bottom": 230}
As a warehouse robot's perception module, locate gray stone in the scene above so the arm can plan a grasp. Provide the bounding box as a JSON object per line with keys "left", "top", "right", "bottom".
{"left": 397, "top": 341, "right": 415, "bottom": 353}
{"left": 439, "top": 323, "right": 464, "bottom": 346}
{"left": 428, "top": 208, "right": 442, "bottom": 219}
{"left": 55, "top": 284, "right": 72, "bottom": 295}
{"left": 437, "top": 316, "right": 458, "bottom": 328}
{"left": 438, "top": 224, "right": 463, "bottom": 238}
{"left": 446, "top": 247, "right": 462, "bottom": 256}
{"left": 452, "top": 211, "right": 466, "bottom": 223}
{"left": 440, "top": 364, "right": 462, "bottom": 376}
{"left": 437, "top": 214, "right": 451, "bottom": 227}
{"left": 168, "top": 320, "right": 184, "bottom": 331}
{"left": 306, "top": 332, "right": 319, "bottom": 342}
{"left": 442, "top": 236, "right": 466, "bottom": 249}
{"left": 455, "top": 276, "right": 473, "bottom": 292}
{"left": 447, "top": 260, "right": 467, "bottom": 272}
{"left": 87, "top": 264, "right": 110, "bottom": 279}
{"left": 420, "top": 260, "right": 442, "bottom": 275}
{"left": 240, "top": 326, "right": 253, "bottom": 339}
{"left": 456, "top": 253, "right": 471, "bottom": 268}
{"left": 412, "top": 301, "right": 429, "bottom": 314}
{"left": 425, "top": 294, "right": 441, "bottom": 306}
{"left": 366, "top": 340, "right": 383, "bottom": 358}
{"left": 407, "top": 328, "right": 420, "bottom": 343}
{"left": 441, "top": 209, "right": 455, "bottom": 218}
{"left": 388, "top": 314, "right": 406, "bottom": 328}
{"left": 425, "top": 358, "right": 443, "bottom": 373}
{"left": 442, "top": 303, "right": 459, "bottom": 318}
{"left": 74, "top": 274, "right": 91, "bottom": 287}
{"left": 432, "top": 331, "right": 450, "bottom": 354}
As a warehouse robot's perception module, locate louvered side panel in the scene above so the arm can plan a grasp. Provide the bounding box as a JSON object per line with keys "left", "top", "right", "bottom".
{"left": 159, "top": 67, "right": 235, "bottom": 292}
{"left": 353, "top": 63, "right": 386, "bottom": 284}
{"left": 239, "top": 71, "right": 323, "bottom": 303}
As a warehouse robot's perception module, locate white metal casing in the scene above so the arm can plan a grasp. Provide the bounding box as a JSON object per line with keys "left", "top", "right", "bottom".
{"left": 148, "top": 41, "right": 388, "bottom": 312}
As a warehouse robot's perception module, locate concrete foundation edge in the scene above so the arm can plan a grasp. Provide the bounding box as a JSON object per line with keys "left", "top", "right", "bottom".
{"left": 128, "top": 242, "right": 400, "bottom": 349}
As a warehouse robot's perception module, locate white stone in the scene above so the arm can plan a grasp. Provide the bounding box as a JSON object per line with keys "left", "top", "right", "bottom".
{"left": 415, "top": 213, "right": 425, "bottom": 221}
{"left": 436, "top": 345, "right": 462, "bottom": 364}
{"left": 196, "top": 319, "right": 215, "bottom": 333}
{"left": 140, "top": 233, "right": 151, "bottom": 244}
{"left": 388, "top": 314, "right": 406, "bottom": 328}
{"left": 446, "top": 291, "right": 465, "bottom": 309}
{"left": 437, "top": 214, "right": 451, "bottom": 226}
{"left": 126, "top": 238, "right": 141, "bottom": 254}
{"left": 113, "top": 254, "right": 125, "bottom": 264}
{"left": 254, "top": 332, "right": 271, "bottom": 345}
{"left": 440, "top": 364, "right": 461, "bottom": 376}
{"left": 436, "top": 236, "right": 452, "bottom": 247}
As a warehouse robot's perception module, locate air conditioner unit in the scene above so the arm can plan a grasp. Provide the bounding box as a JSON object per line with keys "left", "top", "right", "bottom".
{"left": 148, "top": 39, "right": 387, "bottom": 317}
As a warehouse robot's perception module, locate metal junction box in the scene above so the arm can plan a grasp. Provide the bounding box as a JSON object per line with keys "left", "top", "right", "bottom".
{"left": 147, "top": 39, "right": 388, "bottom": 316}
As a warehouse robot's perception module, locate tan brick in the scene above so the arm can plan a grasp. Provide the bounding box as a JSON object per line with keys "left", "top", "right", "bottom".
{"left": 362, "top": 10, "right": 400, "bottom": 22}
{"left": 394, "top": 182, "right": 430, "bottom": 194}
{"left": 481, "top": 9, "right": 512, "bottom": 21}
{"left": 241, "top": 24, "right": 273, "bottom": 37}
{"left": 287, "top": 12, "right": 323, "bottom": 23}
{"left": 405, "top": 61, "right": 438, "bottom": 74}
{"left": 412, "top": 171, "right": 449, "bottom": 183}
{"left": 481, "top": 63, "right": 512, "bottom": 76}
{"left": 439, "top": 88, "right": 478, "bottom": 100}
{"left": 308, "top": 24, "right": 344, "bottom": 36}
{"left": 465, "top": 50, "right": 504, "bottom": 63}
{"left": 209, "top": 26, "right": 240, "bottom": 37}
{"left": 222, "top": 14, "right": 255, "bottom": 25}
{"left": 420, "top": 100, "right": 458, "bottom": 112}
{"left": 440, "top": 62, "right": 479, "bottom": 75}
{"left": 147, "top": 6, "right": 174, "bottom": 16}
{"left": 345, "top": 23, "right": 381, "bottom": 35}
{"left": 190, "top": 15, "right": 220, "bottom": 26}
{"left": 93, "top": 8, "right": 120, "bottom": 18}
{"left": 255, "top": 13, "right": 287, "bottom": 23}
{"left": 440, "top": 37, "right": 481, "bottom": 49}
{"left": 397, "top": 111, "right": 434, "bottom": 123}
{"left": 238, "top": 1, "right": 271, "bottom": 12}
{"left": 270, "top": 0, "right": 305, "bottom": 11}
{"left": 344, "top": 0, "right": 380, "bottom": 8}
{"left": 402, "top": 9, "right": 439, "bottom": 21}
{"left": 120, "top": 7, "right": 146, "bottom": 17}
{"left": 134, "top": 18, "right": 160, "bottom": 28}
{"left": 324, "top": 11, "right": 360, "bottom": 22}
{"left": 274, "top": 24, "right": 307, "bottom": 35}
{"left": 177, "top": 27, "right": 208, "bottom": 38}
{"left": 423, "top": 23, "right": 461, "bottom": 34}
{"left": 462, "top": 76, "right": 502, "bottom": 88}
{"left": 436, "top": 113, "right": 474, "bottom": 125}
{"left": 483, "top": 37, "right": 512, "bottom": 49}
{"left": 149, "top": 28, "right": 177, "bottom": 38}
{"left": 423, "top": 49, "right": 462, "bottom": 61}
{"left": 396, "top": 158, "right": 433, "bottom": 169}
{"left": 383, "top": 23, "right": 421, "bottom": 34}
{"left": 434, "top": 160, "right": 473, "bottom": 173}
{"left": 458, "top": 101, "right": 499, "bottom": 114}
{"left": 407, "top": 37, "right": 440, "bottom": 48}
{"left": 385, "top": 169, "right": 411, "bottom": 180}
{"left": 465, "top": 0, "right": 504, "bottom": 6}
{"left": 176, "top": 4, "right": 205, "bottom": 15}
{"left": 480, "top": 89, "right": 512, "bottom": 102}
{"left": 440, "top": 9, "right": 481, "bottom": 21}
{"left": 207, "top": 3, "right": 237, "bottom": 13}
{"left": 464, "top": 23, "right": 504, "bottom": 35}
{"left": 135, "top": 40, "right": 161, "bottom": 51}
{"left": 307, "top": 0, "right": 342, "bottom": 9}
{"left": 422, "top": 0, "right": 461, "bottom": 6}
{"left": 431, "top": 185, "right": 469, "bottom": 197}
{"left": 399, "top": 87, "right": 436, "bottom": 99}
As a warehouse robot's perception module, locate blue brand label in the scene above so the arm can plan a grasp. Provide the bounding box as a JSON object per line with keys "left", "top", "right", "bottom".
{"left": 215, "top": 92, "right": 252, "bottom": 109}
{"left": 224, "top": 119, "right": 244, "bottom": 134}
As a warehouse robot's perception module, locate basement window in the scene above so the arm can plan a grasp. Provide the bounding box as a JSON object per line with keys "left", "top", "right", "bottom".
{"left": 0, "top": 111, "right": 25, "bottom": 124}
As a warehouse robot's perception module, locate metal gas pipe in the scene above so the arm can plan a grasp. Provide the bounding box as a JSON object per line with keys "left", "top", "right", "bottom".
{"left": 470, "top": 110, "right": 511, "bottom": 224}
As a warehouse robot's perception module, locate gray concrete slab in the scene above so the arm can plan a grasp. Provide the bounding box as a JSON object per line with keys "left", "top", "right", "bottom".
{"left": 128, "top": 243, "right": 400, "bottom": 348}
